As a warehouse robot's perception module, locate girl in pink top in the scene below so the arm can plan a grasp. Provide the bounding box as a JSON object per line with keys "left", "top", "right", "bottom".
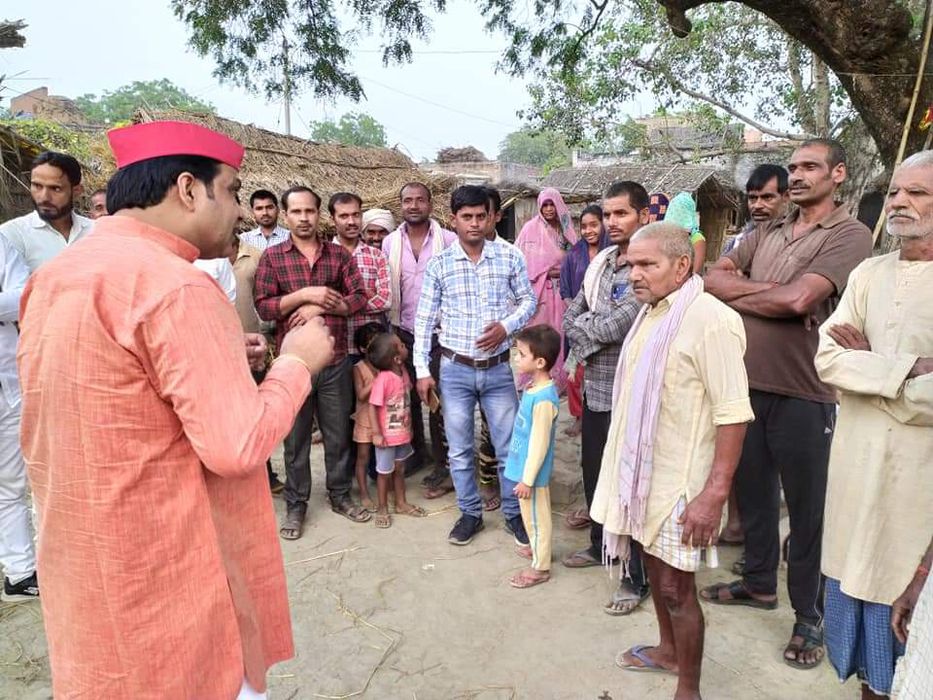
{"left": 368, "top": 333, "right": 427, "bottom": 528}
{"left": 351, "top": 322, "right": 386, "bottom": 513}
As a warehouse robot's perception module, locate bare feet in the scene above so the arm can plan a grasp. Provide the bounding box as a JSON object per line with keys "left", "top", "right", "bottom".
{"left": 393, "top": 502, "right": 427, "bottom": 517}
{"left": 563, "top": 417, "right": 583, "bottom": 437}
{"left": 360, "top": 497, "right": 377, "bottom": 513}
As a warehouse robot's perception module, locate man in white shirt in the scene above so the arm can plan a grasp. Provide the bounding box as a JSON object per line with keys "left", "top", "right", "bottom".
{"left": 0, "top": 152, "right": 94, "bottom": 273}
{"left": 0, "top": 236, "right": 38, "bottom": 601}
{"left": 240, "top": 189, "right": 290, "bottom": 252}
{"left": 193, "top": 256, "right": 237, "bottom": 303}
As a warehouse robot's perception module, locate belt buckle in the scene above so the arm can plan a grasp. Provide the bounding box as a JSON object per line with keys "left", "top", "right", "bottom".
{"left": 474, "top": 357, "right": 490, "bottom": 369}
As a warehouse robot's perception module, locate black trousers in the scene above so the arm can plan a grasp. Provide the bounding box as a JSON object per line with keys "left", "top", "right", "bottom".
{"left": 736, "top": 389, "right": 834, "bottom": 624}
{"left": 395, "top": 327, "right": 447, "bottom": 470}
{"left": 581, "top": 404, "right": 647, "bottom": 593}
{"left": 283, "top": 357, "right": 353, "bottom": 511}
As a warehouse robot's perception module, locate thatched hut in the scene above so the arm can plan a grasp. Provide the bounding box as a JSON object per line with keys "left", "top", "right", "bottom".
{"left": 0, "top": 124, "right": 42, "bottom": 221}
{"left": 534, "top": 163, "right": 743, "bottom": 261}
{"left": 135, "top": 109, "right": 455, "bottom": 230}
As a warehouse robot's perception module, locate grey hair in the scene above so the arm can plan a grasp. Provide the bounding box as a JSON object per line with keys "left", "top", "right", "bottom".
{"left": 631, "top": 222, "right": 695, "bottom": 267}
{"left": 899, "top": 150, "right": 933, "bottom": 171}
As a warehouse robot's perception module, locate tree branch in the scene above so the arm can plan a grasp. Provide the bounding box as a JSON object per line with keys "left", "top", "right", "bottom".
{"left": 631, "top": 58, "right": 814, "bottom": 141}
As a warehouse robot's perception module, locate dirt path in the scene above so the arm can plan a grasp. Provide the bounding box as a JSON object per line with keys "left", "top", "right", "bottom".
{"left": 1, "top": 414, "right": 859, "bottom": 699}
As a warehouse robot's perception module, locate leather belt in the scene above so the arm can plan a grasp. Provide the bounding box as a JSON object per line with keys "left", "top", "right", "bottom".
{"left": 441, "top": 347, "right": 511, "bottom": 370}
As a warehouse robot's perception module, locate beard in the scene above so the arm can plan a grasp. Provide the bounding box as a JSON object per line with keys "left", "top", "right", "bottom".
{"left": 886, "top": 212, "right": 933, "bottom": 240}
{"left": 35, "top": 200, "right": 73, "bottom": 222}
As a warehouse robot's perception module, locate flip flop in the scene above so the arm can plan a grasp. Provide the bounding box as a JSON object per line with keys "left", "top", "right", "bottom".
{"left": 508, "top": 570, "right": 550, "bottom": 589}
{"left": 615, "top": 645, "right": 676, "bottom": 675}
{"left": 374, "top": 512, "right": 391, "bottom": 529}
{"left": 700, "top": 580, "right": 778, "bottom": 610}
{"left": 393, "top": 504, "right": 427, "bottom": 517}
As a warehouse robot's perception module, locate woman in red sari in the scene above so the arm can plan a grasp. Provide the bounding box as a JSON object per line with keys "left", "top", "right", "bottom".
{"left": 515, "top": 187, "right": 578, "bottom": 392}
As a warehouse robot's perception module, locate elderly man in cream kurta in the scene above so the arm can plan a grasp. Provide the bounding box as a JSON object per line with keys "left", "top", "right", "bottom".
{"left": 591, "top": 223, "right": 753, "bottom": 700}
{"left": 815, "top": 151, "right": 933, "bottom": 700}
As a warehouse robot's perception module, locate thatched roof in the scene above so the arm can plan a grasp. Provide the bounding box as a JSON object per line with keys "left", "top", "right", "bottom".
{"left": 0, "top": 124, "right": 42, "bottom": 220}
{"left": 136, "top": 109, "right": 455, "bottom": 227}
{"left": 542, "top": 163, "right": 738, "bottom": 199}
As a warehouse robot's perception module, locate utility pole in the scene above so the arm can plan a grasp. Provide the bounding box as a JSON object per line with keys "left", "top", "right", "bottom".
{"left": 282, "top": 35, "right": 292, "bottom": 136}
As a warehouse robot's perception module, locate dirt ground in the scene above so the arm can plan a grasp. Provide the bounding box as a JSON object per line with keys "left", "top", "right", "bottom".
{"left": 1, "top": 407, "right": 863, "bottom": 700}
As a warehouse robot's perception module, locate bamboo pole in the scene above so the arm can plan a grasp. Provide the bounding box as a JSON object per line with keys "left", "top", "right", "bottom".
{"left": 873, "top": 0, "right": 933, "bottom": 247}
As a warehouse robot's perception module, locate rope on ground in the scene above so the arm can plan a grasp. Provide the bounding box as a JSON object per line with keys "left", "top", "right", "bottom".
{"left": 286, "top": 546, "right": 364, "bottom": 567}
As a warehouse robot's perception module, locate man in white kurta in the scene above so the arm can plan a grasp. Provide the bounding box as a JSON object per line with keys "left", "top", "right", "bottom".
{"left": 815, "top": 151, "right": 933, "bottom": 698}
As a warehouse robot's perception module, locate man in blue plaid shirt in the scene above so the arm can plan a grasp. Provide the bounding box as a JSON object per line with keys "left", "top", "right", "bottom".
{"left": 414, "top": 185, "right": 536, "bottom": 546}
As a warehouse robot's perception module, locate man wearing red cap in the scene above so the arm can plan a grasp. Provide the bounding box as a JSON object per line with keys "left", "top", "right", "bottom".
{"left": 17, "top": 120, "right": 335, "bottom": 699}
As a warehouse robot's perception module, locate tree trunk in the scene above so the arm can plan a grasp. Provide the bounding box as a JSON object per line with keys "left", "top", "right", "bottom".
{"left": 811, "top": 54, "right": 831, "bottom": 136}
{"left": 658, "top": 0, "right": 933, "bottom": 168}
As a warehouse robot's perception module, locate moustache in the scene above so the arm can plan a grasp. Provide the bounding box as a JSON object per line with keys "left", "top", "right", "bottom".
{"left": 887, "top": 209, "right": 918, "bottom": 222}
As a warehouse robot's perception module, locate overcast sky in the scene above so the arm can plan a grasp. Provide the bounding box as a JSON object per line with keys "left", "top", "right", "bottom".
{"left": 0, "top": 1, "right": 552, "bottom": 161}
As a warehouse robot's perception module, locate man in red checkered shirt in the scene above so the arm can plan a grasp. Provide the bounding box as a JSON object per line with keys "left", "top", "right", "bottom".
{"left": 255, "top": 186, "right": 370, "bottom": 539}
{"left": 329, "top": 192, "right": 391, "bottom": 357}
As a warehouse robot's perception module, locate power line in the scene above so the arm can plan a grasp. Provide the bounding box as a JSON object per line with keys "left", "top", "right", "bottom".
{"left": 356, "top": 49, "right": 501, "bottom": 55}
{"left": 358, "top": 74, "right": 522, "bottom": 129}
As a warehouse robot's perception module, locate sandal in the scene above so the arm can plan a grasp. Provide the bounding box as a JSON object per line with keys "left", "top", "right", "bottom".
{"left": 330, "top": 498, "right": 372, "bottom": 523}
{"left": 784, "top": 622, "right": 824, "bottom": 670}
{"left": 482, "top": 493, "right": 501, "bottom": 511}
{"left": 508, "top": 570, "right": 550, "bottom": 589}
{"left": 393, "top": 503, "right": 427, "bottom": 517}
{"left": 564, "top": 508, "right": 591, "bottom": 529}
{"left": 604, "top": 583, "right": 650, "bottom": 616}
{"left": 615, "top": 645, "right": 676, "bottom": 675}
{"left": 731, "top": 553, "right": 745, "bottom": 576}
{"left": 699, "top": 580, "right": 778, "bottom": 610}
{"left": 279, "top": 508, "right": 305, "bottom": 540}
{"left": 374, "top": 512, "right": 391, "bottom": 529}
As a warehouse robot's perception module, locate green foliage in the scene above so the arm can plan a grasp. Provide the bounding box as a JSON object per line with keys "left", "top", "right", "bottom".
{"left": 509, "top": 1, "right": 853, "bottom": 151}
{"left": 309, "top": 112, "right": 387, "bottom": 147}
{"left": 498, "top": 128, "right": 570, "bottom": 171}
{"left": 0, "top": 119, "right": 98, "bottom": 163}
{"left": 171, "top": 0, "right": 447, "bottom": 100}
{"left": 75, "top": 79, "right": 214, "bottom": 124}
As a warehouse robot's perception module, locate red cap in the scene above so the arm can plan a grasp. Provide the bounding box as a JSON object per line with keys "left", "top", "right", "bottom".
{"left": 107, "top": 120, "right": 245, "bottom": 170}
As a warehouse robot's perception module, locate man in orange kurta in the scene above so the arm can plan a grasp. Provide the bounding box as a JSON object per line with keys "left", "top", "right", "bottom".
{"left": 17, "top": 121, "right": 334, "bottom": 699}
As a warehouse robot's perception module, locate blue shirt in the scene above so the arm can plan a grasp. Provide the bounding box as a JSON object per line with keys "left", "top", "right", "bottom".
{"left": 504, "top": 381, "right": 560, "bottom": 487}
{"left": 413, "top": 238, "right": 535, "bottom": 378}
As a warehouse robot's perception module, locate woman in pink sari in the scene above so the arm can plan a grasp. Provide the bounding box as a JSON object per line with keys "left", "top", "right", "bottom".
{"left": 515, "top": 187, "right": 578, "bottom": 392}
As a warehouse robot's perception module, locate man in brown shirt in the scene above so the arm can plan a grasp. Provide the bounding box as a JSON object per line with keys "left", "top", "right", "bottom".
{"left": 701, "top": 139, "right": 872, "bottom": 670}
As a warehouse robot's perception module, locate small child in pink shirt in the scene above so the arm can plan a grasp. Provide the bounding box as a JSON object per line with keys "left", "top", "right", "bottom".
{"left": 368, "top": 332, "right": 427, "bottom": 528}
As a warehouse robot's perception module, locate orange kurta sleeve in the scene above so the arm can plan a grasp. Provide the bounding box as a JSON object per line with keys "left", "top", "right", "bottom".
{"left": 137, "top": 283, "right": 311, "bottom": 477}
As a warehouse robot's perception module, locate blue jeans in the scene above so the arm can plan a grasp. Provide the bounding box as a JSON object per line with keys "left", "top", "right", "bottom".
{"left": 439, "top": 357, "right": 520, "bottom": 519}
